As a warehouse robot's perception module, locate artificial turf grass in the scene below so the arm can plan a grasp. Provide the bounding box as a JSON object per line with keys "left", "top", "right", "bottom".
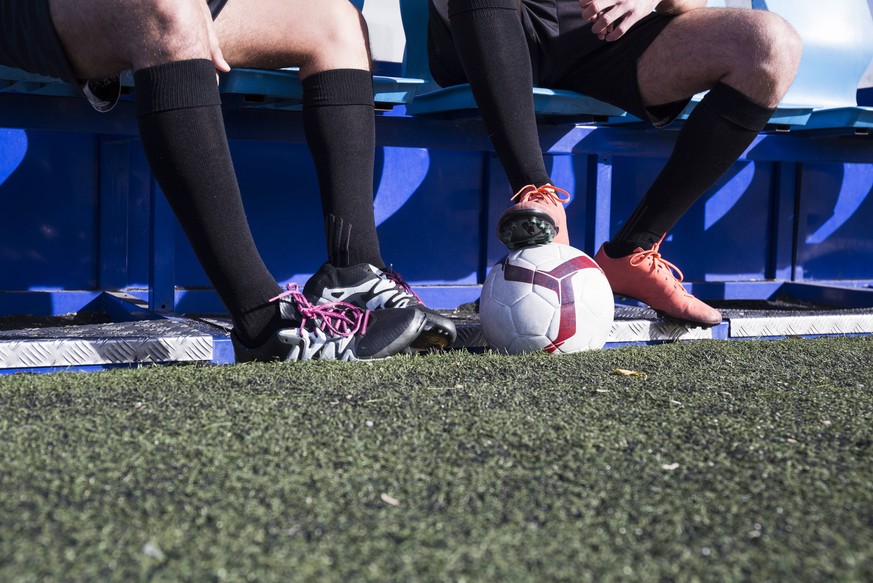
{"left": 0, "top": 337, "right": 871, "bottom": 582}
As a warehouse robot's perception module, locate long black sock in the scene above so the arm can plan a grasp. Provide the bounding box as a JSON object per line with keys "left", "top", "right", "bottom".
{"left": 302, "top": 69, "right": 383, "bottom": 268}
{"left": 134, "top": 59, "right": 284, "bottom": 347}
{"left": 447, "top": 0, "right": 550, "bottom": 191}
{"left": 605, "top": 83, "right": 775, "bottom": 258}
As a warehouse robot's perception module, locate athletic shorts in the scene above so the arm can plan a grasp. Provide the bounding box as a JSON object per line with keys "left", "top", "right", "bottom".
{"left": 0, "top": 0, "right": 229, "bottom": 112}
{"left": 427, "top": 0, "right": 689, "bottom": 127}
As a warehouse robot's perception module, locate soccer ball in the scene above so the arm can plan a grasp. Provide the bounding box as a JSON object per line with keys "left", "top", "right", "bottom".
{"left": 480, "top": 244, "right": 614, "bottom": 354}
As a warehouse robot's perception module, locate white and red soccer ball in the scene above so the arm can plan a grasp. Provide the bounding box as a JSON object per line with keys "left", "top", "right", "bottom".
{"left": 480, "top": 244, "right": 614, "bottom": 354}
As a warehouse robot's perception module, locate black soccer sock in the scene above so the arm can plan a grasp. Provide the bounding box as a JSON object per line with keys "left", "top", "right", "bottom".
{"left": 134, "top": 59, "right": 285, "bottom": 347}
{"left": 604, "top": 83, "right": 775, "bottom": 258}
{"left": 302, "top": 69, "right": 384, "bottom": 268}
{"left": 447, "top": 0, "right": 551, "bottom": 191}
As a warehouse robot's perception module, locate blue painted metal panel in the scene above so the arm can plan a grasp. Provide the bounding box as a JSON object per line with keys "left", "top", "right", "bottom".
{"left": 2, "top": 100, "right": 873, "bottom": 317}
{"left": 781, "top": 282, "right": 873, "bottom": 309}
{"left": 0, "top": 291, "right": 101, "bottom": 317}
{"left": 607, "top": 157, "right": 776, "bottom": 283}
{"left": 79, "top": 292, "right": 162, "bottom": 322}
{"left": 170, "top": 142, "right": 483, "bottom": 293}
{"left": 149, "top": 179, "right": 176, "bottom": 313}
{"left": 173, "top": 290, "right": 227, "bottom": 315}
{"left": 97, "top": 138, "right": 131, "bottom": 290}
{"left": 587, "top": 154, "right": 613, "bottom": 254}
{"left": 769, "top": 162, "right": 799, "bottom": 281}
{"left": 0, "top": 129, "right": 98, "bottom": 291}
{"left": 795, "top": 162, "right": 873, "bottom": 281}
{"left": 484, "top": 156, "right": 510, "bottom": 274}
{"left": 126, "top": 143, "right": 156, "bottom": 289}
{"left": 375, "top": 147, "right": 482, "bottom": 285}
{"left": 96, "top": 137, "right": 161, "bottom": 293}
{"left": 170, "top": 139, "right": 328, "bottom": 291}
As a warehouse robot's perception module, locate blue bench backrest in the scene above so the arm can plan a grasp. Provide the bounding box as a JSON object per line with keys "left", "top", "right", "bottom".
{"left": 399, "top": 0, "right": 438, "bottom": 91}
{"left": 755, "top": 0, "right": 873, "bottom": 108}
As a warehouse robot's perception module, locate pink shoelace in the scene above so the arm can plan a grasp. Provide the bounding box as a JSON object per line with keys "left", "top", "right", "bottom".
{"left": 270, "top": 283, "right": 370, "bottom": 337}
{"left": 510, "top": 184, "right": 571, "bottom": 206}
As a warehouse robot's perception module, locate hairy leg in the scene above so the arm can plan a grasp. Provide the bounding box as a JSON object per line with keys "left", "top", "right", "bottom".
{"left": 48, "top": 0, "right": 219, "bottom": 76}
{"left": 214, "top": 0, "right": 371, "bottom": 77}
{"left": 637, "top": 7, "right": 802, "bottom": 108}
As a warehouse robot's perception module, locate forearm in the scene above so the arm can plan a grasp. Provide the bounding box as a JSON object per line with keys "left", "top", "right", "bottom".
{"left": 655, "top": 0, "right": 707, "bottom": 15}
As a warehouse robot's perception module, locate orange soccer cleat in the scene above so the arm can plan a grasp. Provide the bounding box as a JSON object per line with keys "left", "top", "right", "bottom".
{"left": 497, "top": 184, "right": 570, "bottom": 249}
{"left": 594, "top": 236, "right": 722, "bottom": 327}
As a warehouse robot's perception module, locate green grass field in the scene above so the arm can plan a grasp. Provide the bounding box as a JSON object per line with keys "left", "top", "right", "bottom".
{"left": 2, "top": 337, "right": 872, "bottom": 582}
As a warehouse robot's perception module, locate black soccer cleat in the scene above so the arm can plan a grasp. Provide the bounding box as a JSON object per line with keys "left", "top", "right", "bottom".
{"left": 232, "top": 284, "right": 426, "bottom": 362}
{"left": 303, "top": 262, "right": 457, "bottom": 351}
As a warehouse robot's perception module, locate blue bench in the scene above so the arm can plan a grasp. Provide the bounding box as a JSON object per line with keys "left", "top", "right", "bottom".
{"left": 0, "top": 64, "right": 423, "bottom": 111}
{"left": 219, "top": 67, "right": 423, "bottom": 110}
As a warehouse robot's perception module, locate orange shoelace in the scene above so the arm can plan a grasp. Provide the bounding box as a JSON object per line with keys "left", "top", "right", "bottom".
{"left": 629, "top": 238, "right": 687, "bottom": 291}
{"left": 511, "top": 184, "right": 571, "bottom": 206}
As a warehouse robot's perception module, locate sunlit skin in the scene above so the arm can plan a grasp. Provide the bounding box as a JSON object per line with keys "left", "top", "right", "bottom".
{"left": 48, "top": 0, "right": 372, "bottom": 82}
{"left": 577, "top": 0, "right": 801, "bottom": 108}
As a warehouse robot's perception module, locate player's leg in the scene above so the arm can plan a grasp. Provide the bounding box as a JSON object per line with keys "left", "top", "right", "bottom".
{"left": 48, "top": 0, "right": 219, "bottom": 76}
{"left": 596, "top": 8, "right": 801, "bottom": 326}
{"left": 50, "top": 0, "right": 296, "bottom": 351}
{"left": 429, "top": 0, "right": 569, "bottom": 249}
{"left": 49, "top": 0, "right": 425, "bottom": 360}
{"left": 636, "top": 8, "right": 800, "bottom": 109}
{"left": 214, "top": 0, "right": 456, "bottom": 350}
{"left": 215, "top": 0, "right": 383, "bottom": 270}
{"left": 608, "top": 8, "right": 801, "bottom": 254}
{"left": 213, "top": 0, "right": 370, "bottom": 75}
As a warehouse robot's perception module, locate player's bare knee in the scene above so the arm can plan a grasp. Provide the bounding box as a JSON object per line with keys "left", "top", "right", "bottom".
{"left": 771, "top": 16, "right": 802, "bottom": 82}
{"left": 308, "top": 1, "right": 371, "bottom": 69}
{"left": 133, "top": 0, "right": 210, "bottom": 65}
{"left": 723, "top": 12, "right": 801, "bottom": 106}
{"left": 750, "top": 13, "right": 802, "bottom": 99}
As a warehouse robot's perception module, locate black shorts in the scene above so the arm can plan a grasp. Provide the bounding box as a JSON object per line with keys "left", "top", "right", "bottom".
{"left": 428, "top": 0, "right": 689, "bottom": 127}
{"left": 0, "top": 0, "right": 229, "bottom": 110}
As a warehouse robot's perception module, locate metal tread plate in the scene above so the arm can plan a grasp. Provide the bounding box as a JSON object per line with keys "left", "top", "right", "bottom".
{"left": 446, "top": 302, "right": 873, "bottom": 349}
{"left": 2, "top": 302, "right": 872, "bottom": 370}
{"left": 0, "top": 319, "right": 212, "bottom": 369}
{"left": 729, "top": 313, "right": 873, "bottom": 338}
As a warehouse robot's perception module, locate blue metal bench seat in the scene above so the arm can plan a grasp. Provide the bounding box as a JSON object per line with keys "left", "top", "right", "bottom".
{"left": 405, "top": 83, "right": 626, "bottom": 119}
{"left": 799, "top": 107, "right": 873, "bottom": 135}
{"left": 0, "top": 64, "right": 424, "bottom": 111}
{"left": 0, "top": 65, "right": 79, "bottom": 98}
{"left": 219, "top": 67, "right": 424, "bottom": 110}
